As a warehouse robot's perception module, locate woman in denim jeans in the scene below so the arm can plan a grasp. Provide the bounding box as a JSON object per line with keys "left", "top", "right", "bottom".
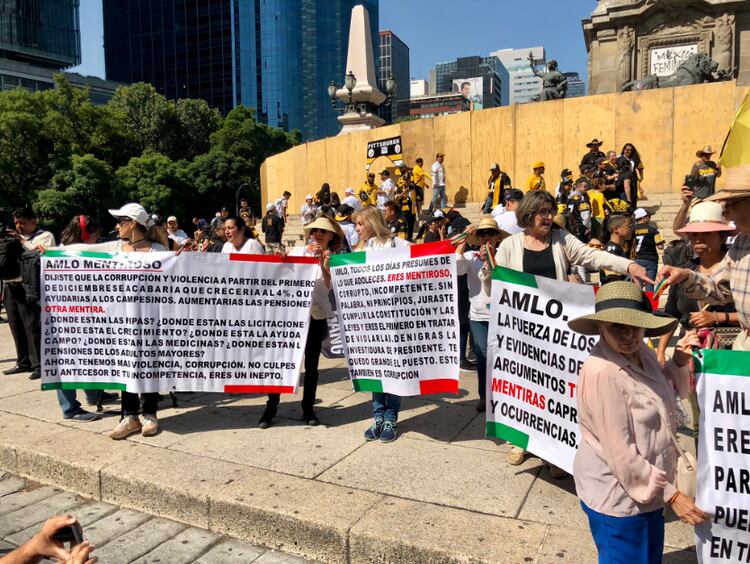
{"left": 352, "top": 207, "right": 410, "bottom": 442}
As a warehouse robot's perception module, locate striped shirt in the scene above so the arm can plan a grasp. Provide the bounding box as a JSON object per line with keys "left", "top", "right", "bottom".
{"left": 683, "top": 233, "right": 750, "bottom": 328}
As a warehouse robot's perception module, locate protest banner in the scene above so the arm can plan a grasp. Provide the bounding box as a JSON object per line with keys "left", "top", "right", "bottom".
{"left": 695, "top": 349, "right": 750, "bottom": 563}
{"left": 486, "top": 266, "right": 596, "bottom": 474}
{"left": 40, "top": 250, "right": 318, "bottom": 394}
{"left": 321, "top": 289, "right": 345, "bottom": 359}
{"left": 330, "top": 240, "right": 459, "bottom": 396}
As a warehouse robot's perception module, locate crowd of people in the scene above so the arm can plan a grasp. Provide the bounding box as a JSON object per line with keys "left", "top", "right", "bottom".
{"left": 1, "top": 135, "right": 745, "bottom": 563}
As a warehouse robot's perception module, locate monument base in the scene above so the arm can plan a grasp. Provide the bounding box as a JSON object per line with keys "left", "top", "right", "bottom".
{"left": 337, "top": 111, "right": 385, "bottom": 135}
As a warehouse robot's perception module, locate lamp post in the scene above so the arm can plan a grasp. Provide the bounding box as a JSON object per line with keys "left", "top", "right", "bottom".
{"left": 328, "top": 72, "right": 397, "bottom": 122}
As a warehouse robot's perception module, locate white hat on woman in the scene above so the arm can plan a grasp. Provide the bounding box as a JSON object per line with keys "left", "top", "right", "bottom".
{"left": 108, "top": 203, "right": 151, "bottom": 227}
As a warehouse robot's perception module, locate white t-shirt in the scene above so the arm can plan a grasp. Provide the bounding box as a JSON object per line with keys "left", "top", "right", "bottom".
{"left": 222, "top": 238, "right": 264, "bottom": 255}
{"left": 288, "top": 246, "right": 332, "bottom": 320}
{"left": 361, "top": 236, "right": 411, "bottom": 250}
{"left": 378, "top": 178, "right": 396, "bottom": 209}
{"left": 62, "top": 240, "right": 166, "bottom": 253}
{"left": 341, "top": 195, "right": 362, "bottom": 211}
{"left": 275, "top": 198, "right": 288, "bottom": 219}
{"left": 167, "top": 229, "right": 189, "bottom": 246}
{"left": 455, "top": 251, "right": 491, "bottom": 322}
{"left": 495, "top": 209, "right": 523, "bottom": 235}
{"left": 431, "top": 161, "right": 445, "bottom": 187}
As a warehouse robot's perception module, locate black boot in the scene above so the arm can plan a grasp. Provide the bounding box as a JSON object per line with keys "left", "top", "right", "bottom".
{"left": 258, "top": 403, "right": 276, "bottom": 429}
{"left": 302, "top": 409, "right": 319, "bottom": 426}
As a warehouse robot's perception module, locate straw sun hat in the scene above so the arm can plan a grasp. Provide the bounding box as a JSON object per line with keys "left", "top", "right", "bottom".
{"left": 304, "top": 215, "right": 344, "bottom": 239}
{"left": 567, "top": 281, "right": 678, "bottom": 337}
{"left": 467, "top": 215, "right": 508, "bottom": 246}
{"left": 675, "top": 201, "right": 736, "bottom": 234}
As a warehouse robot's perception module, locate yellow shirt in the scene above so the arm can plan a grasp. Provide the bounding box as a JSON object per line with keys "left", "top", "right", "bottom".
{"left": 526, "top": 174, "right": 546, "bottom": 192}
{"left": 412, "top": 165, "right": 431, "bottom": 188}
{"left": 359, "top": 181, "right": 378, "bottom": 207}
{"left": 589, "top": 189, "right": 605, "bottom": 219}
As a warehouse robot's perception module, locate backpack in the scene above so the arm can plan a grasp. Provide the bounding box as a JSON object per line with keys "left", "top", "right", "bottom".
{"left": 663, "top": 239, "right": 693, "bottom": 268}
{"left": 0, "top": 237, "right": 23, "bottom": 281}
{"left": 19, "top": 249, "right": 42, "bottom": 303}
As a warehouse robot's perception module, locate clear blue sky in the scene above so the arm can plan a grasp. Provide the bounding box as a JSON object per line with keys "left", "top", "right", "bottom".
{"left": 71, "top": 0, "right": 597, "bottom": 83}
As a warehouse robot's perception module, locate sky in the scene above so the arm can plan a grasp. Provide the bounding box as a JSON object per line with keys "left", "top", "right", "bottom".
{"left": 71, "top": 0, "right": 598, "bottom": 84}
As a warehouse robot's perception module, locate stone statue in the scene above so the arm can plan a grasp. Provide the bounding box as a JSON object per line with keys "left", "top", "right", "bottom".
{"left": 617, "top": 28, "right": 635, "bottom": 85}
{"left": 713, "top": 14, "right": 734, "bottom": 72}
{"left": 528, "top": 53, "right": 568, "bottom": 101}
{"left": 621, "top": 52, "right": 733, "bottom": 91}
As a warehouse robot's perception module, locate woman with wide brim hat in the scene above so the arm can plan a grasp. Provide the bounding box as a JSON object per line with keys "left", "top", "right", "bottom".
{"left": 258, "top": 215, "right": 343, "bottom": 429}
{"left": 455, "top": 216, "right": 509, "bottom": 413}
{"left": 660, "top": 164, "right": 750, "bottom": 350}
{"left": 569, "top": 281, "right": 707, "bottom": 563}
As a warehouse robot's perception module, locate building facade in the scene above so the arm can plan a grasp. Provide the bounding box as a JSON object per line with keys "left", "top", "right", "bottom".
{"left": 103, "top": 0, "right": 378, "bottom": 140}
{"left": 583, "top": 0, "right": 750, "bottom": 94}
{"left": 433, "top": 55, "right": 502, "bottom": 109}
{"left": 377, "top": 30, "right": 408, "bottom": 124}
{"left": 491, "top": 46, "right": 545, "bottom": 105}
{"left": 0, "top": 0, "right": 80, "bottom": 69}
{"left": 405, "top": 92, "right": 463, "bottom": 118}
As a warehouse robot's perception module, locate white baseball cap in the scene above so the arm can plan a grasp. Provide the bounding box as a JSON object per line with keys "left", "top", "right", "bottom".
{"left": 167, "top": 215, "right": 177, "bottom": 222}
{"left": 305, "top": 194, "right": 313, "bottom": 200}
{"left": 266, "top": 203, "right": 275, "bottom": 212}
{"left": 634, "top": 208, "right": 649, "bottom": 220}
{"left": 345, "top": 188, "right": 354, "bottom": 195}
{"left": 108, "top": 203, "right": 151, "bottom": 227}
{"left": 433, "top": 210, "right": 445, "bottom": 218}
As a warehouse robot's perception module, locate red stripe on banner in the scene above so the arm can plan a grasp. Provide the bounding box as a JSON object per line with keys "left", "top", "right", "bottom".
{"left": 410, "top": 240, "right": 455, "bottom": 258}
{"left": 419, "top": 379, "right": 459, "bottom": 395}
{"left": 228, "top": 253, "right": 318, "bottom": 265}
{"left": 224, "top": 385, "right": 296, "bottom": 394}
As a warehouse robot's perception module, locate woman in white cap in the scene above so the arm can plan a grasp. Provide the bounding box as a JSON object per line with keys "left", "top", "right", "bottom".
{"left": 300, "top": 195, "right": 317, "bottom": 226}
{"left": 569, "top": 281, "right": 706, "bottom": 563}
{"left": 258, "top": 216, "right": 344, "bottom": 428}
{"left": 341, "top": 188, "right": 362, "bottom": 212}
{"left": 65, "top": 203, "right": 167, "bottom": 440}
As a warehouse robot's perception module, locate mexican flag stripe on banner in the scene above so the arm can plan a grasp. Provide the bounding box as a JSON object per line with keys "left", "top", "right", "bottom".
{"left": 694, "top": 349, "right": 750, "bottom": 564}
{"left": 330, "top": 241, "right": 460, "bottom": 396}
{"left": 40, "top": 250, "right": 318, "bottom": 394}
{"left": 486, "top": 266, "right": 596, "bottom": 474}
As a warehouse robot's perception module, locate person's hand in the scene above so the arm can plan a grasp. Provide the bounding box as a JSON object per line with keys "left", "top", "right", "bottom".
{"left": 656, "top": 265, "right": 691, "bottom": 288}
{"left": 673, "top": 330, "right": 701, "bottom": 367}
{"left": 627, "top": 262, "right": 654, "bottom": 287}
{"left": 274, "top": 247, "right": 287, "bottom": 258}
{"left": 27, "top": 515, "right": 78, "bottom": 561}
{"left": 478, "top": 243, "right": 490, "bottom": 264}
{"left": 321, "top": 250, "right": 331, "bottom": 272}
{"left": 670, "top": 491, "right": 708, "bottom": 525}
{"left": 681, "top": 186, "right": 695, "bottom": 205}
{"left": 59, "top": 541, "right": 97, "bottom": 564}
{"left": 689, "top": 310, "right": 718, "bottom": 328}
{"left": 588, "top": 238, "right": 603, "bottom": 249}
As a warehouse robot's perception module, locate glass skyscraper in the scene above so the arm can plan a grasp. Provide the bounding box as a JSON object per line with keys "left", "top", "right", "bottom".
{"left": 0, "top": 0, "right": 80, "bottom": 68}
{"left": 103, "top": 0, "right": 378, "bottom": 140}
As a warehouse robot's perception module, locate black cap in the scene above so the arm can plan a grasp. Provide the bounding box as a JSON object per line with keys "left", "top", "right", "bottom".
{"left": 504, "top": 189, "right": 524, "bottom": 202}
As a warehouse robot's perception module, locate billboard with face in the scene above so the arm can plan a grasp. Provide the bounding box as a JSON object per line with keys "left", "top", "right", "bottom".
{"left": 453, "top": 77, "right": 483, "bottom": 110}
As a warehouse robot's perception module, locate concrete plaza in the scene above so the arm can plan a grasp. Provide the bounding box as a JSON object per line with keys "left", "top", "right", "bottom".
{"left": 0, "top": 324, "right": 699, "bottom": 563}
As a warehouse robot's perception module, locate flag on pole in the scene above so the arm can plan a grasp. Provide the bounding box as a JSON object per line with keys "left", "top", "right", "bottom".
{"left": 719, "top": 93, "right": 750, "bottom": 168}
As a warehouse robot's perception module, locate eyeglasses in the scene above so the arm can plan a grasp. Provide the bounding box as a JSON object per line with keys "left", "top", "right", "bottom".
{"left": 476, "top": 229, "right": 498, "bottom": 237}
{"left": 535, "top": 208, "right": 554, "bottom": 217}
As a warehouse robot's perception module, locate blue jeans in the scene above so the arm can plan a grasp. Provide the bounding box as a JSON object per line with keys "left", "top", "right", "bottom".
{"left": 431, "top": 185, "right": 446, "bottom": 211}
{"left": 469, "top": 320, "right": 489, "bottom": 400}
{"left": 636, "top": 258, "right": 658, "bottom": 292}
{"left": 581, "top": 501, "right": 664, "bottom": 564}
{"left": 482, "top": 195, "right": 493, "bottom": 214}
{"left": 372, "top": 393, "right": 401, "bottom": 423}
{"left": 56, "top": 389, "right": 102, "bottom": 418}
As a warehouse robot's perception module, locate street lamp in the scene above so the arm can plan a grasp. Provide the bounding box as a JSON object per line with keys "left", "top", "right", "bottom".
{"left": 328, "top": 71, "right": 397, "bottom": 119}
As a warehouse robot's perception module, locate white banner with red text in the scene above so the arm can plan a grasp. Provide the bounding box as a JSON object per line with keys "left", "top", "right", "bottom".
{"left": 40, "top": 250, "right": 318, "bottom": 394}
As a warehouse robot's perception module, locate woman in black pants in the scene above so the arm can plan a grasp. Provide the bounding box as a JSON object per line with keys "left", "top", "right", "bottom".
{"left": 259, "top": 216, "right": 343, "bottom": 428}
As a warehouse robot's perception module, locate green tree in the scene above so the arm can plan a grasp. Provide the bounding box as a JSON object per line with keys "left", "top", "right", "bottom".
{"left": 33, "top": 189, "right": 79, "bottom": 234}
{"left": 108, "top": 83, "right": 177, "bottom": 155}
{"left": 116, "top": 152, "right": 192, "bottom": 217}
{"left": 170, "top": 98, "right": 222, "bottom": 160}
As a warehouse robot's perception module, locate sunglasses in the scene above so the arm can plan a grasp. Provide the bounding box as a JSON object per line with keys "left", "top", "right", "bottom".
{"left": 309, "top": 228, "right": 329, "bottom": 235}
{"left": 115, "top": 217, "right": 133, "bottom": 225}
{"left": 476, "top": 229, "right": 498, "bottom": 237}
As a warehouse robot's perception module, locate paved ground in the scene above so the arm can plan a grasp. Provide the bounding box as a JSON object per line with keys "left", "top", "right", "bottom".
{"left": 0, "top": 472, "right": 317, "bottom": 563}
{"left": 0, "top": 323, "right": 700, "bottom": 563}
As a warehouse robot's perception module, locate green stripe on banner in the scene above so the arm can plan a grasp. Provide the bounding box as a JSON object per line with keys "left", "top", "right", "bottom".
{"left": 491, "top": 266, "right": 538, "bottom": 288}
{"left": 352, "top": 378, "right": 384, "bottom": 392}
{"left": 330, "top": 252, "right": 367, "bottom": 267}
{"left": 44, "top": 249, "right": 117, "bottom": 259}
{"left": 486, "top": 421, "right": 530, "bottom": 449}
{"left": 698, "top": 348, "right": 750, "bottom": 377}
{"left": 41, "top": 382, "right": 127, "bottom": 391}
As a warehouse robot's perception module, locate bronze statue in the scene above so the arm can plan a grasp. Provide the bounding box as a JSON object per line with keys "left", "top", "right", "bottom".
{"left": 621, "top": 52, "right": 734, "bottom": 92}
{"left": 528, "top": 52, "right": 567, "bottom": 101}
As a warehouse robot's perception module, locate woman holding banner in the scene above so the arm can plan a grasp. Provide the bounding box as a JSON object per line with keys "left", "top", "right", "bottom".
{"left": 568, "top": 281, "right": 707, "bottom": 563}
{"left": 259, "top": 216, "right": 343, "bottom": 428}
{"left": 64, "top": 203, "right": 167, "bottom": 440}
{"left": 494, "top": 191, "right": 650, "bottom": 472}
{"left": 352, "top": 207, "right": 410, "bottom": 442}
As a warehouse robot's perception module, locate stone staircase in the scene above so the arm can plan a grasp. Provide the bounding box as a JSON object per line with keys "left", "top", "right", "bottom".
{"left": 256, "top": 193, "right": 684, "bottom": 248}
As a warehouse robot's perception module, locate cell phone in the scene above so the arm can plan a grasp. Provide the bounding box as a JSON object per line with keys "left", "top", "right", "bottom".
{"left": 53, "top": 522, "right": 84, "bottom": 546}
{"left": 684, "top": 175, "right": 696, "bottom": 190}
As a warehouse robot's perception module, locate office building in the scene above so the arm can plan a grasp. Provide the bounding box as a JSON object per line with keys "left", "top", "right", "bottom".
{"left": 491, "top": 46, "right": 545, "bottom": 105}
{"left": 410, "top": 79, "right": 428, "bottom": 97}
{"left": 103, "top": 0, "right": 378, "bottom": 141}
{"left": 433, "top": 55, "right": 502, "bottom": 109}
{"left": 564, "top": 72, "right": 585, "bottom": 98}
{"left": 405, "top": 92, "right": 464, "bottom": 118}
{"left": 378, "top": 30, "right": 408, "bottom": 124}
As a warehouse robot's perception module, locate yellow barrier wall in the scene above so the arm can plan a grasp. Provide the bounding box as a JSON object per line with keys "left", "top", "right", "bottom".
{"left": 262, "top": 81, "right": 750, "bottom": 212}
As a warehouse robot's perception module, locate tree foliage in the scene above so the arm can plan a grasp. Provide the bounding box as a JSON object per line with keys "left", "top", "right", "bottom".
{"left": 0, "top": 75, "right": 298, "bottom": 234}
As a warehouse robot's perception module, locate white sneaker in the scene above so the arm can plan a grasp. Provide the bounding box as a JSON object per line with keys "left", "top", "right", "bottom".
{"left": 141, "top": 414, "right": 159, "bottom": 437}
{"left": 109, "top": 416, "right": 142, "bottom": 440}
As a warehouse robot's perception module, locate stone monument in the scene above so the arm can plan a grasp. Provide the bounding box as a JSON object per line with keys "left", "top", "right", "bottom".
{"left": 334, "top": 5, "right": 385, "bottom": 135}
{"left": 528, "top": 55, "right": 568, "bottom": 101}
{"left": 583, "top": 0, "right": 750, "bottom": 94}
